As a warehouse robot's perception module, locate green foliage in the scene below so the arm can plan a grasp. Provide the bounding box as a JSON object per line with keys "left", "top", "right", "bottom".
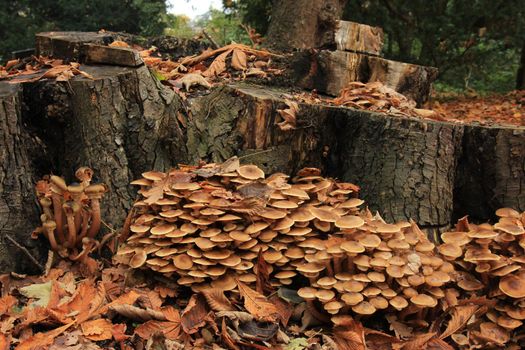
{"left": 0, "top": 0, "right": 168, "bottom": 62}
{"left": 165, "top": 14, "right": 194, "bottom": 38}
{"left": 222, "top": 0, "right": 272, "bottom": 35}
{"left": 195, "top": 8, "right": 251, "bottom": 46}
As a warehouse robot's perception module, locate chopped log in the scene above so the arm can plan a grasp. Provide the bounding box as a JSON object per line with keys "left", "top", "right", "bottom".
{"left": 454, "top": 125, "right": 525, "bottom": 221}
{"left": 329, "top": 109, "right": 464, "bottom": 228}
{"left": 292, "top": 50, "right": 438, "bottom": 105}
{"left": 83, "top": 44, "right": 144, "bottom": 67}
{"left": 266, "top": 0, "right": 348, "bottom": 51}
{"left": 333, "top": 21, "right": 384, "bottom": 55}
{"left": 36, "top": 31, "right": 113, "bottom": 61}
{"left": 0, "top": 83, "right": 45, "bottom": 273}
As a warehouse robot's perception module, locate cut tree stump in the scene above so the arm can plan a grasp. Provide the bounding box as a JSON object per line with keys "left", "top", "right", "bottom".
{"left": 333, "top": 21, "right": 384, "bottom": 55}
{"left": 292, "top": 50, "right": 438, "bottom": 105}
{"left": 454, "top": 125, "right": 525, "bottom": 221}
{"left": 0, "top": 83, "right": 45, "bottom": 273}
{"left": 36, "top": 31, "right": 114, "bottom": 61}
{"left": 83, "top": 44, "right": 144, "bottom": 67}
{"left": 1, "top": 31, "right": 525, "bottom": 273}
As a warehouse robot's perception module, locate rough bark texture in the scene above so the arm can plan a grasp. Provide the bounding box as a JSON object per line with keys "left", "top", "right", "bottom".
{"left": 293, "top": 50, "right": 438, "bottom": 105}
{"left": 333, "top": 21, "right": 384, "bottom": 55}
{"left": 83, "top": 44, "right": 144, "bottom": 67}
{"left": 184, "top": 84, "right": 328, "bottom": 175}
{"left": 23, "top": 65, "right": 186, "bottom": 227}
{"left": 455, "top": 125, "right": 525, "bottom": 221}
{"left": 0, "top": 84, "right": 45, "bottom": 273}
{"left": 329, "top": 110, "right": 464, "bottom": 228}
{"left": 36, "top": 32, "right": 113, "bottom": 61}
{"left": 266, "top": 0, "right": 348, "bottom": 51}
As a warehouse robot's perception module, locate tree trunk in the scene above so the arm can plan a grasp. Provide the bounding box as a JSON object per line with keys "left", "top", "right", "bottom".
{"left": 517, "top": 40, "right": 525, "bottom": 90}
{"left": 0, "top": 84, "right": 45, "bottom": 273}
{"left": 266, "top": 0, "right": 348, "bottom": 51}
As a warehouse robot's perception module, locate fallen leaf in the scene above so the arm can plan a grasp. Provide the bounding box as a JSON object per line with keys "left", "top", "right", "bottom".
{"left": 276, "top": 100, "right": 299, "bottom": 131}
{"left": 236, "top": 281, "right": 279, "bottom": 322}
{"left": 201, "top": 288, "right": 235, "bottom": 312}
{"left": 439, "top": 304, "right": 480, "bottom": 339}
{"left": 111, "top": 323, "right": 129, "bottom": 342}
{"left": 81, "top": 318, "right": 113, "bottom": 341}
{"left": 221, "top": 318, "right": 240, "bottom": 350}
{"left": 0, "top": 334, "right": 9, "bottom": 350}
{"left": 231, "top": 49, "right": 247, "bottom": 71}
{"left": 19, "top": 281, "right": 53, "bottom": 308}
{"left": 109, "top": 304, "right": 166, "bottom": 322}
{"left": 203, "top": 49, "right": 232, "bottom": 77}
{"left": 285, "top": 338, "right": 308, "bottom": 350}
{"left": 0, "top": 295, "right": 17, "bottom": 316}
{"left": 333, "top": 320, "right": 366, "bottom": 350}
{"left": 17, "top": 322, "right": 73, "bottom": 350}
{"left": 255, "top": 248, "right": 272, "bottom": 295}
{"left": 181, "top": 294, "right": 208, "bottom": 334}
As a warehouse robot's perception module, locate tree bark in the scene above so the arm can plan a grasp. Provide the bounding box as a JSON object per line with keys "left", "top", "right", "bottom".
{"left": 0, "top": 84, "right": 45, "bottom": 273}
{"left": 517, "top": 40, "right": 525, "bottom": 90}
{"left": 266, "top": 0, "right": 348, "bottom": 51}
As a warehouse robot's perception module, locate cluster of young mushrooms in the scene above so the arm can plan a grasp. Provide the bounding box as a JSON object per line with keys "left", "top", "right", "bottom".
{"left": 34, "top": 167, "right": 107, "bottom": 261}
{"left": 437, "top": 210, "right": 525, "bottom": 346}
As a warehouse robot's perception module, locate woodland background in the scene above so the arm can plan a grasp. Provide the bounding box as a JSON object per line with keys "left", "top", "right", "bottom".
{"left": 2, "top": 0, "right": 525, "bottom": 93}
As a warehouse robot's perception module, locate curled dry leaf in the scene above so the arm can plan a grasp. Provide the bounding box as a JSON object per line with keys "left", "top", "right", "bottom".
{"left": 181, "top": 294, "right": 208, "bottom": 334}
{"left": 276, "top": 99, "right": 299, "bottom": 131}
{"left": 176, "top": 73, "right": 212, "bottom": 92}
{"left": 203, "top": 49, "right": 233, "bottom": 77}
{"left": 134, "top": 306, "right": 181, "bottom": 341}
{"left": 236, "top": 281, "right": 279, "bottom": 322}
{"left": 81, "top": 318, "right": 113, "bottom": 341}
{"left": 439, "top": 304, "right": 480, "bottom": 340}
{"left": 221, "top": 318, "right": 240, "bottom": 350}
{"left": 109, "top": 304, "right": 166, "bottom": 322}
{"left": 201, "top": 288, "right": 235, "bottom": 312}
{"left": 333, "top": 320, "right": 366, "bottom": 350}
{"left": 231, "top": 49, "right": 248, "bottom": 71}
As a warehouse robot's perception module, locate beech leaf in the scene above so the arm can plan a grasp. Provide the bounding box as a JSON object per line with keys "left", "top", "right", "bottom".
{"left": 236, "top": 281, "right": 279, "bottom": 322}
{"left": 81, "top": 318, "right": 113, "bottom": 341}
{"left": 181, "top": 294, "right": 208, "bottom": 334}
{"left": 203, "top": 49, "right": 233, "bottom": 77}
{"left": 231, "top": 49, "right": 247, "bottom": 70}
{"left": 439, "top": 304, "right": 480, "bottom": 340}
{"left": 201, "top": 288, "right": 235, "bottom": 312}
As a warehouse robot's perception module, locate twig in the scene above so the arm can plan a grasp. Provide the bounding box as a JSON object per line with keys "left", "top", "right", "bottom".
{"left": 238, "top": 148, "right": 275, "bottom": 160}
{"left": 5, "top": 234, "right": 44, "bottom": 272}
{"left": 202, "top": 30, "right": 220, "bottom": 50}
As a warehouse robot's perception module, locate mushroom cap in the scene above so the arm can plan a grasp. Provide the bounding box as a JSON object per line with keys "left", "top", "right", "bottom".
{"left": 324, "top": 301, "right": 344, "bottom": 314}
{"left": 499, "top": 274, "right": 525, "bottom": 298}
{"left": 494, "top": 222, "right": 525, "bottom": 236}
{"left": 497, "top": 315, "right": 523, "bottom": 330}
{"left": 464, "top": 248, "right": 500, "bottom": 262}
{"left": 369, "top": 296, "right": 389, "bottom": 310}
{"left": 335, "top": 215, "right": 365, "bottom": 230}
{"left": 440, "top": 232, "right": 471, "bottom": 246}
{"left": 368, "top": 271, "right": 386, "bottom": 283}
{"left": 352, "top": 301, "right": 376, "bottom": 315}
{"left": 457, "top": 278, "right": 484, "bottom": 291}
{"left": 271, "top": 200, "right": 299, "bottom": 209}
{"left": 259, "top": 208, "right": 287, "bottom": 220}
{"left": 43, "top": 220, "right": 57, "bottom": 230}
{"left": 281, "top": 187, "right": 310, "bottom": 200}
{"left": 438, "top": 243, "right": 463, "bottom": 259}
{"left": 284, "top": 247, "right": 305, "bottom": 259}
{"left": 389, "top": 296, "right": 408, "bottom": 310}
{"left": 410, "top": 294, "right": 437, "bottom": 308}
{"left": 495, "top": 207, "right": 521, "bottom": 218}
{"left": 308, "top": 207, "right": 340, "bottom": 222}
{"left": 341, "top": 241, "right": 365, "bottom": 254}
{"left": 338, "top": 198, "right": 365, "bottom": 209}
{"left": 341, "top": 292, "right": 363, "bottom": 306}
{"left": 359, "top": 234, "right": 381, "bottom": 248}
{"left": 245, "top": 221, "right": 270, "bottom": 235}
{"left": 173, "top": 254, "right": 194, "bottom": 270}
{"left": 195, "top": 237, "right": 215, "bottom": 250}
{"left": 317, "top": 277, "right": 337, "bottom": 288}
{"left": 130, "top": 250, "right": 147, "bottom": 268}
{"left": 375, "top": 223, "right": 400, "bottom": 234}
{"left": 290, "top": 209, "right": 315, "bottom": 222}
{"left": 237, "top": 165, "right": 265, "bottom": 180}
{"left": 150, "top": 224, "right": 176, "bottom": 236}
{"left": 50, "top": 175, "right": 68, "bottom": 192}
{"left": 84, "top": 184, "right": 107, "bottom": 197}
{"left": 297, "top": 262, "right": 325, "bottom": 273}
{"left": 297, "top": 287, "right": 317, "bottom": 301}
{"left": 315, "top": 289, "right": 335, "bottom": 302}
{"left": 342, "top": 280, "right": 365, "bottom": 293}
{"left": 425, "top": 271, "right": 451, "bottom": 287}
{"left": 387, "top": 239, "right": 410, "bottom": 250}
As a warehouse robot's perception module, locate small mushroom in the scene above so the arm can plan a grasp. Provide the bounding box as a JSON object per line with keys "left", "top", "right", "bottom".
{"left": 84, "top": 183, "right": 107, "bottom": 239}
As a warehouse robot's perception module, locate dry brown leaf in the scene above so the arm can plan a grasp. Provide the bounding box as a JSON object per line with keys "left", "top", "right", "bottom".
{"left": 201, "top": 288, "right": 235, "bottom": 312}
{"left": 109, "top": 41, "right": 130, "bottom": 48}
{"left": 231, "top": 49, "right": 247, "bottom": 71}
{"left": 97, "top": 289, "right": 140, "bottom": 315}
{"left": 255, "top": 248, "right": 272, "bottom": 295}
{"left": 17, "top": 322, "right": 73, "bottom": 350}
{"left": 203, "top": 49, "right": 233, "bottom": 77}
{"left": 333, "top": 320, "right": 366, "bottom": 350}
{"left": 181, "top": 294, "right": 208, "bottom": 334}
{"left": 111, "top": 323, "right": 129, "bottom": 342}
{"left": 143, "top": 170, "right": 193, "bottom": 205}
{"left": 396, "top": 332, "right": 436, "bottom": 350}
{"left": 0, "top": 295, "right": 16, "bottom": 316}
{"left": 0, "top": 334, "right": 9, "bottom": 350}
{"left": 135, "top": 307, "right": 181, "bottom": 340}
{"left": 426, "top": 338, "right": 455, "bottom": 350}
{"left": 81, "top": 318, "right": 113, "bottom": 341}
{"left": 236, "top": 281, "right": 279, "bottom": 322}
{"left": 269, "top": 295, "right": 292, "bottom": 327}
{"left": 439, "top": 304, "right": 480, "bottom": 339}
{"left": 221, "top": 318, "right": 240, "bottom": 350}
{"left": 110, "top": 304, "right": 166, "bottom": 322}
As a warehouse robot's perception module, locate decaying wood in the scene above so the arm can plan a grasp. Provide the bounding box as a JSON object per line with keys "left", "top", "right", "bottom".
{"left": 293, "top": 50, "right": 438, "bottom": 105}
{"left": 333, "top": 21, "right": 384, "bottom": 55}
{"left": 36, "top": 31, "right": 113, "bottom": 61}
{"left": 455, "top": 125, "right": 525, "bottom": 221}
{"left": 266, "top": 0, "right": 348, "bottom": 51}
{"left": 83, "top": 44, "right": 144, "bottom": 67}
{"left": 0, "top": 83, "right": 45, "bottom": 273}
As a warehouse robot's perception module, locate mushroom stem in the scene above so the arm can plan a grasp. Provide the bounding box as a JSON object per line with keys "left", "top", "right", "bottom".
{"left": 70, "top": 238, "right": 96, "bottom": 263}
{"left": 305, "top": 300, "right": 330, "bottom": 324}
{"left": 324, "top": 261, "right": 334, "bottom": 277}
{"left": 51, "top": 193, "right": 66, "bottom": 244}
{"left": 43, "top": 221, "right": 59, "bottom": 251}
{"left": 39, "top": 198, "right": 54, "bottom": 221}
{"left": 333, "top": 257, "right": 342, "bottom": 274}
{"left": 346, "top": 257, "right": 355, "bottom": 274}
{"left": 79, "top": 208, "right": 91, "bottom": 240}
{"left": 65, "top": 211, "right": 77, "bottom": 248}
{"left": 87, "top": 198, "right": 101, "bottom": 239}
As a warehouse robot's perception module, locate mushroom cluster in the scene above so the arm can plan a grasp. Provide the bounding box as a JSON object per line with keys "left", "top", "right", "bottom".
{"left": 438, "top": 209, "right": 525, "bottom": 346}
{"left": 296, "top": 212, "right": 456, "bottom": 318}
{"left": 33, "top": 167, "right": 107, "bottom": 260}
{"left": 116, "top": 159, "right": 362, "bottom": 292}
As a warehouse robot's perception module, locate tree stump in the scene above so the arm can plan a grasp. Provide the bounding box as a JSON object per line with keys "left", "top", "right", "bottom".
{"left": 0, "top": 83, "right": 45, "bottom": 273}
